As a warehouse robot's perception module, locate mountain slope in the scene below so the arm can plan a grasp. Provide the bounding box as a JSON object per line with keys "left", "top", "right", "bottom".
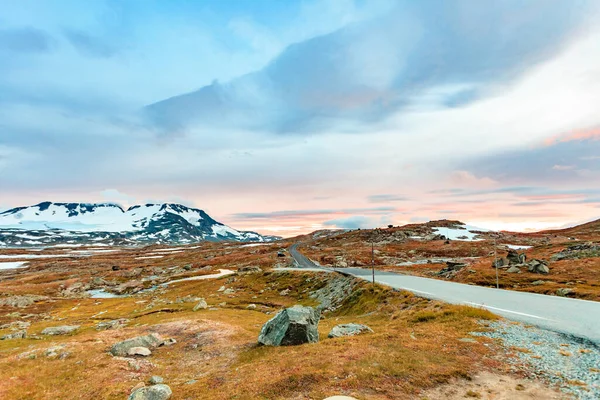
{"left": 0, "top": 202, "right": 278, "bottom": 247}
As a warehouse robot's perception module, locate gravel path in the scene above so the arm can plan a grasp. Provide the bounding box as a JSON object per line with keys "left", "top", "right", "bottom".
{"left": 473, "top": 321, "right": 600, "bottom": 399}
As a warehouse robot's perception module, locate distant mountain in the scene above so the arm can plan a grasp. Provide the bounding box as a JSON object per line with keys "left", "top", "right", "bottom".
{"left": 0, "top": 202, "right": 279, "bottom": 247}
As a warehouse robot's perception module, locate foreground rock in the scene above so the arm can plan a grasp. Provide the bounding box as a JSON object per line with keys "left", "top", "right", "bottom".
{"left": 110, "top": 333, "right": 163, "bottom": 356}
{"left": 128, "top": 384, "right": 172, "bottom": 400}
{"left": 41, "top": 325, "right": 80, "bottom": 336}
{"left": 328, "top": 323, "right": 373, "bottom": 338}
{"left": 258, "top": 305, "right": 320, "bottom": 346}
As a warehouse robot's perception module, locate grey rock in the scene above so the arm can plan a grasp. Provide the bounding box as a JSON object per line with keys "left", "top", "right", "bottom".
{"left": 41, "top": 325, "right": 80, "bottom": 336}
{"left": 506, "top": 266, "right": 521, "bottom": 273}
{"left": 237, "top": 265, "right": 262, "bottom": 274}
{"left": 193, "top": 299, "right": 208, "bottom": 311}
{"left": 128, "top": 384, "right": 172, "bottom": 400}
{"left": 258, "top": 305, "right": 320, "bottom": 346}
{"left": 149, "top": 376, "right": 164, "bottom": 384}
{"left": 328, "top": 323, "right": 373, "bottom": 338}
{"left": 96, "top": 319, "right": 129, "bottom": 331}
{"left": 556, "top": 288, "right": 574, "bottom": 297}
{"left": 531, "top": 280, "right": 546, "bottom": 286}
{"left": 527, "top": 259, "right": 550, "bottom": 274}
{"left": 0, "top": 295, "right": 48, "bottom": 308}
{"left": 223, "top": 288, "right": 235, "bottom": 295}
{"left": 110, "top": 333, "right": 163, "bottom": 356}
{"left": 279, "top": 288, "right": 291, "bottom": 296}
{"left": 1, "top": 330, "right": 27, "bottom": 340}
{"left": 246, "top": 304, "right": 257, "bottom": 310}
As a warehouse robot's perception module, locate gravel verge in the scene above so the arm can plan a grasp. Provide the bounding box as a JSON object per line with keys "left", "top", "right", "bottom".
{"left": 473, "top": 321, "right": 600, "bottom": 399}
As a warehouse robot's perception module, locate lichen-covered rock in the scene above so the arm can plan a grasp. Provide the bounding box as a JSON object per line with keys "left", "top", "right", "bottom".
{"left": 128, "top": 346, "right": 152, "bottom": 356}
{"left": 96, "top": 318, "right": 129, "bottom": 331}
{"left": 0, "top": 295, "right": 48, "bottom": 308}
{"left": 328, "top": 323, "right": 374, "bottom": 338}
{"left": 258, "top": 305, "right": 320, "bottom": 346}
{"left": 527, "top": 259, "right": 550, "bottom": 274}
{"left": 128, "top": 384, "right": 172, "bottom": 400}
{"left": 110, "top": 333, "right": 163, "bottom": 356}
{"left": 1, "top": 330, "right": 27, "bottom": 340}
{"left": 41, "top": 325, "right": 80, "bottom": 336}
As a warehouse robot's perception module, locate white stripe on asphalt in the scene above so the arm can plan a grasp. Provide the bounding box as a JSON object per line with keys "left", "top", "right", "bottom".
{"left": 464, "top": 302, "right": 556, "bottom": 321}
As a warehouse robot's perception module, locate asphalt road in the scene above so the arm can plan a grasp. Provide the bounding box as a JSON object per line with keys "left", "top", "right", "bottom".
{"left": 289, "top": 244, "right": 600, "bottom": 345}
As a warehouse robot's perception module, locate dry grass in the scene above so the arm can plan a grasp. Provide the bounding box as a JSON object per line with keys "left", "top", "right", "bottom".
{"left": 0, "top": 242, "right": 505, "bottom": 399}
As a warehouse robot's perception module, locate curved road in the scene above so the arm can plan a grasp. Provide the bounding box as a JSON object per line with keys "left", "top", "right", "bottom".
{"left": 289, "top": 244, "right": 600, "bottom": 345}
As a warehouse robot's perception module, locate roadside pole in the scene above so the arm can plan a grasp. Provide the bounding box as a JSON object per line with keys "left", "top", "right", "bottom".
{"left": 494, "top": 236, "right": 499, "bottom": 289}
{"left": 371, "top": 238, "right": 375, "bottom": 285}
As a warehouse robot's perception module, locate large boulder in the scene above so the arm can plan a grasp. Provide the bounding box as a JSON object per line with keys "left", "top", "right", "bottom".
{"left": 41, "top": 325, "right": 80, "bottom": 336}
{"left": 128, "top": 384, "right": 172, "bottom": 400}
{"left": 258, "top": 305, "right": 320, "bottom": 346}
{"left": 328, "top": 323, "right": 373, "bottom": 338}
{"left": 527, "top": 259, "right": 550, "bottom": 274}
{"left": 110, "top": 333, "right": 163, "bottom": 356}
{"left": 507, "top": 250, "right": 526, "bottom": 265}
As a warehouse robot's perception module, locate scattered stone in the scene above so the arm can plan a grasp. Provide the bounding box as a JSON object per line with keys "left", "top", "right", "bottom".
{"left": 328, "top": 323, "right": 373, "bottom": 338}
{"left": 531, "top": 280, "right": 546, "bottom": 286}
{"left": 0, "top": 320, "right": 30, "bottom": 330}
{"left": 258, "top": 305, "right": 320, "bottom": 346}
{"left": 128, "top": 384, "right": 172, "bottom": 400}
{"left": 128, "top": 346, "right": 152, "bottom": 356}
{"left": 223, "top": 288, "right": 235, "bottom": 295}
{"left": 246, "top": 304, "right": 257, "bottom": 310}
{"left": 96, "top": 319, "right": 129, "bottom": 331}
{"left": 217, "top": 286, "right": 226, "bottom": 292}
{"left": 279, "top": 288, "right": 291, "bottom": 296}
{"left": 41, "top": 325, "right": 80, "bottom": 336}
{"left": 183, "top": 264, "right": 192, "bottom": 271}
{"left": 459, "top": 338, "right": 478, "bottom": 343}
{"left": 184, "top": 380, "right": 197, "bottom": 385}
{"left": 161, "top": 338, "right": 177, "bottom": 346}
{"left": 192, "top": 299, "right": 208, "bottom": 311}
{"left": 506, "top": 266, "right": 521, "bottom": 274}
{"left": 556, "top": 288, "right": 575, "bottom": 297}
{"left": 110, "top": 333, "right": 164, "bottom": 356}
{"left": 112, "top": 265, "right": 120, "bottom": 271}
{"left": 149, "top": 376, "right": 164, "bottom": 384}
{"left": 1, "top": 330, "right": 27, "bottom": 340}
{"left": 237, "top": 265, "right": 262, "bottom": 274}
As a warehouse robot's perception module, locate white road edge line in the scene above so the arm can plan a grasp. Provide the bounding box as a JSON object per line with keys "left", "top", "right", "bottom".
{"left": 464, "top": 302, "right": 556, "bottom": 321}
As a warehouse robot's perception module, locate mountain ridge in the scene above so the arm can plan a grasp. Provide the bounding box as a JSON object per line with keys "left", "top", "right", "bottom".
{"left": 0, "top": 201, "right": 279, "bottom": 247}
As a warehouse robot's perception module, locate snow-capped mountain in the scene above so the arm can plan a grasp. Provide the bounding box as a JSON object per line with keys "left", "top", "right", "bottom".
{"left": 0, "top": 202, "right": 279, "bottom": 247}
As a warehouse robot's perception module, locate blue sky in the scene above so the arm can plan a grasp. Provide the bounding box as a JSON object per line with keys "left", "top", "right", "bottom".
{"left": 1, "top": 0, "right": 600, "bottom": 236}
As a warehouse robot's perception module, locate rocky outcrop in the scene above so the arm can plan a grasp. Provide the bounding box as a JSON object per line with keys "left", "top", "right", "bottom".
{"left": 552, "top": 242, "right": 600, "bottom": 261}
{"left": 328, "top": 323, "right": 373, "bottom": 338}
{"left": 128, "top": 384, "right": 172, "bottom": 400}
{"left": 507, "top": 250, "right": 526, "bottom": 265}
{"left": 41, "top": 325, "right": 80, "bottom": 335}
{"left": 258, "top": 305, "right": 320, "bottom": 346}
{"left": 309, "top": 276, "right": 356, "bottom": 312}
{"left": 110, "top": 333, "right": 164, "bottom": 356}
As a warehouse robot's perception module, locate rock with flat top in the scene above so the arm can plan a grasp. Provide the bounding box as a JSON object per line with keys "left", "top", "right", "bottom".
{"left": 41, "top": 325, "right": 80, "bottom": 336}
{"left": 192, "top": 299, "right": 208, "bottom": 311}
{"left": 128, "top": 384, "right": 172, "bottom": 400}
{"left": 110, "top": 333, "right": 163, "bottom": 356}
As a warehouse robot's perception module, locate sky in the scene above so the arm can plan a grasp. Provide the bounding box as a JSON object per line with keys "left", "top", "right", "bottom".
{"left": 1, "top": 0, "right": 600, "bottom": 237}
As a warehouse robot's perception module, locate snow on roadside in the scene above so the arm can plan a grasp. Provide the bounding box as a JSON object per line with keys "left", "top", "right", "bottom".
{"left": 0, "top": 261, "right": 28, "bottom": 270}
